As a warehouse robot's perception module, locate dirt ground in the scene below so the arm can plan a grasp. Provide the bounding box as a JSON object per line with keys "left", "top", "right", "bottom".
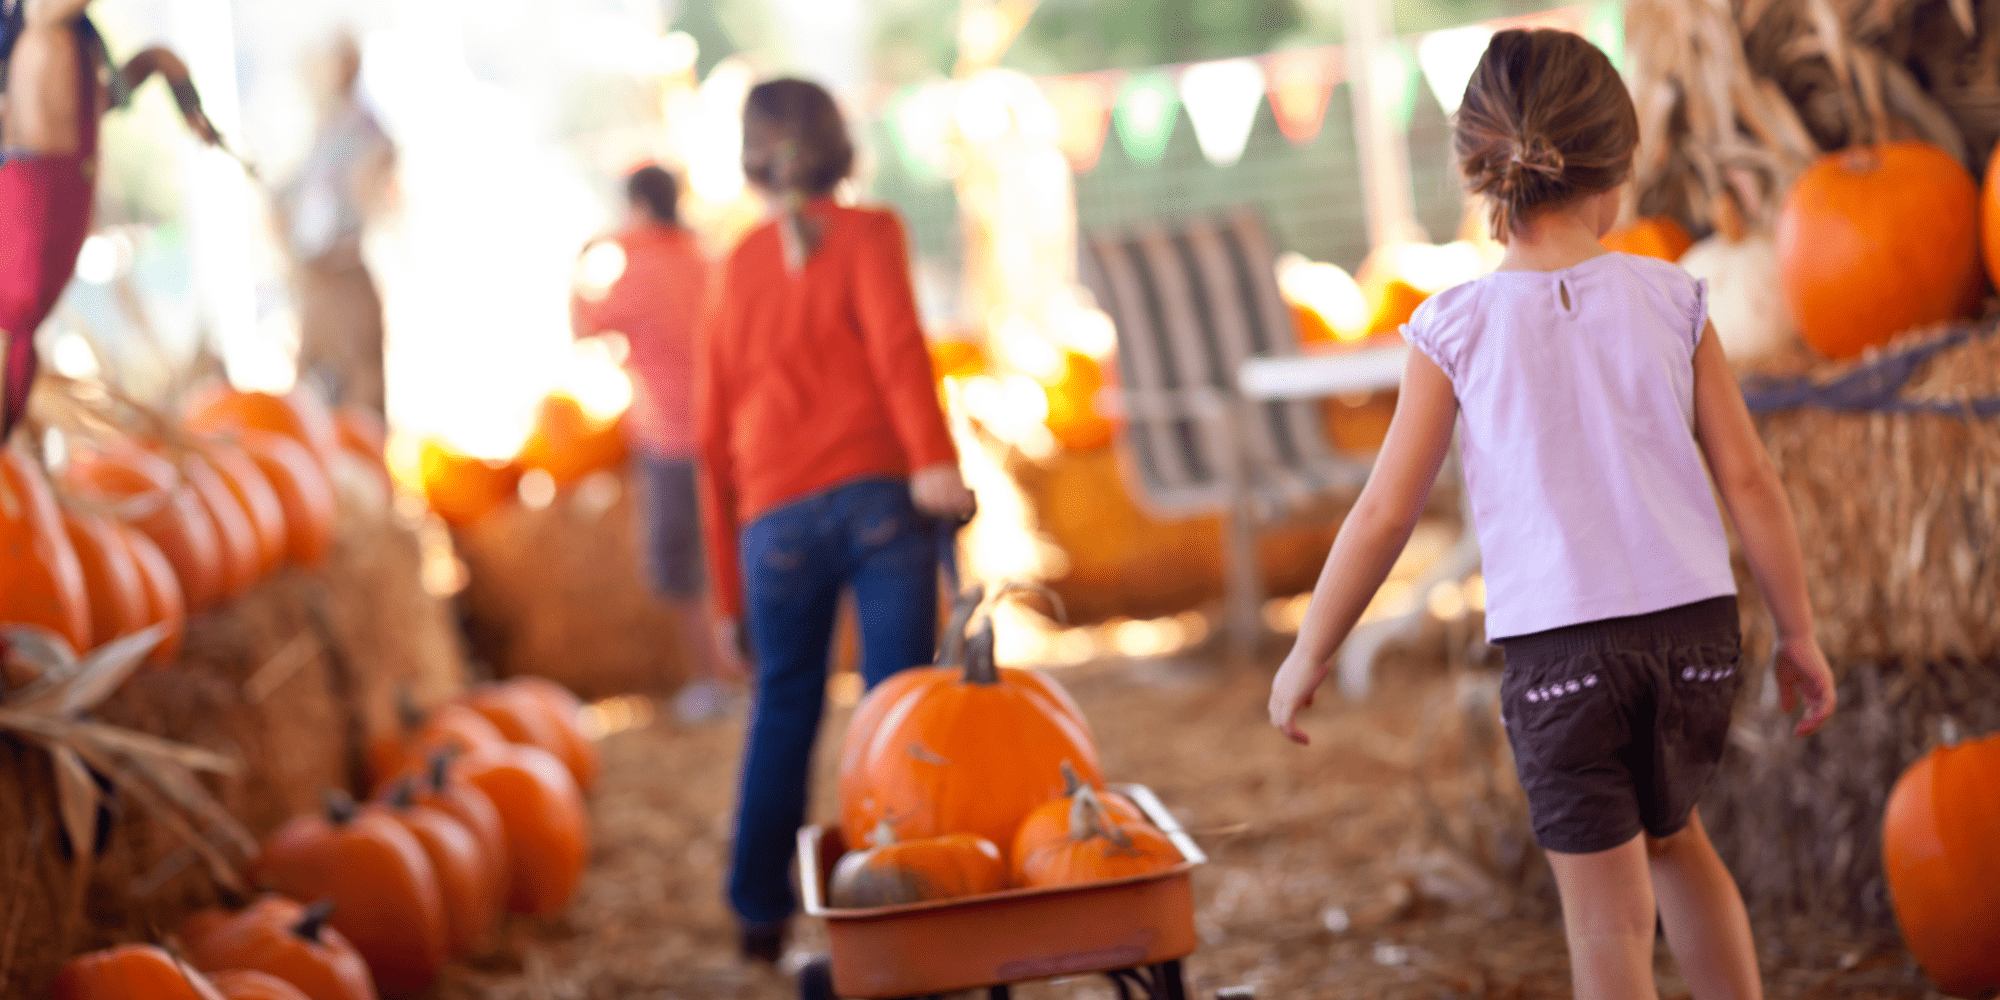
{"left": 435, "top": 652, "right": 1941, "bottom": 1000}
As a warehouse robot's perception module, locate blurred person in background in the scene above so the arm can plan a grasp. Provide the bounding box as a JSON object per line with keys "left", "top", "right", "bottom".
{"left": 276, "top": 31, "right": 395, "bottom": 417}
{"left": 697, "top": 77, "right": 974, "bottom": 961}
{"left": 570, "top": 164, "right": 741, "bottom": 725}
{"left": 1, "top": 0, "right": 225, "bottom": 440}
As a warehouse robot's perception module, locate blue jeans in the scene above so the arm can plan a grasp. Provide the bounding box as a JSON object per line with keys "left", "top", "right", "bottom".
{"left": 726, "top": 477, "right": 939, "bottom": 926}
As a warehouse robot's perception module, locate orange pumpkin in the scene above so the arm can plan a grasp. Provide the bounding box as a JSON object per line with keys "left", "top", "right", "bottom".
{"left": 375, "top": 787, "right": 499, "bottom": 958}
{"left": 185, "top": 386, "right": 343, "bottom": 475}
{"left": 177, "top": 450, "right": 263, "bottom": 596}
{"left": 334, "top": 406, "right": 387, "bottom": 462}
{"left": 418, "top": 439, "right": 519, "bottom": 527}
{"left": 1013, "top": 783, "right": 1180, "bottom": 888}
{"left": 120, "top": 526, "right": 186, "bottom": 667}
{"left": 1777, "top": 142, "right": 1984, "bottom": 359}
{"left": 66, "top": 446, "right": 225, "bottom": 613}
{"left": 394, "top": 750, "right": 511, "bottom": 918}
{"left": 209, "top": 971, "right": 313, "bottom": 1000}
{"left": 253, "top": 790, "right": 447, "bottom": 999}
{"left": 181, "top": 896, "right": 376, "bottom": 1000}
{"left": 62, "top": 508, "right": 149, "bottom": 647}
{"left": 1042, "top": 350, "right": 1113, "bottom": 452}
{"left": 366, "top": 696, "right": 509, "bottom": 792}
{"left": 516, "top": 392, "right": 626, "bottom": 487}
{"left": 1601, "top": 215, "right": 1694, "bottom": 261}
{"left": 838, "top": 619, "right": 1103, "bottom": 860}
{"left": 502, "top": 676, "right": 600, "bottom": 791}
{"left": 928, "top": 339, "right": 987, "bottom": 382}
{"left": 455, "top": 743, "right": 589, "bottom": 915}
{"left": 465, "top": 683, "right": 596, "bottom": 791}
{"left": 1985, "top": 137, "right": 2000, "bottom": 297}
{"left": 2, "top": 447, "right": 94, "bottom": 653}
{"left": 198, "top": 438, "right": 289, "bottom": 575}
{"left": 829, "top": 821, "right": 1006, "bottom": 908}
{"left": 1009, "top": 761, "right": 1146, "bottom": 867}
{"left": 238, "top": 431, "right": 337, "bottom": 567}
{"left": 1364, "top": 278, "right": 1429, "bottom": 338}
{"left": 49, "top": 944, "right": 227, "bottom": 1000}
{"left": 1883, "top": 732, "right": 2000, "bottom": 998}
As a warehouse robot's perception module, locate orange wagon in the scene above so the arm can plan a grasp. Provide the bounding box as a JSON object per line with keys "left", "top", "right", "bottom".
{"left": 796, "top": 784, "right": 1205, "bottom": 1000}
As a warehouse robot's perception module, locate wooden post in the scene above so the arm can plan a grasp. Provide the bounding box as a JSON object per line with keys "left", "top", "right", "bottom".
{"left": 1344, "top": 0, "right": 1428, "bottom": 249}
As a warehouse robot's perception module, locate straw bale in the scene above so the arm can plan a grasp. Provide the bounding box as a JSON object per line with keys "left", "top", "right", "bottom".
{"left": 0, "top": 503, "right": 468, "bottom": 996}
{"left": 455, "top": 468, "right": 691, "bottom": 699}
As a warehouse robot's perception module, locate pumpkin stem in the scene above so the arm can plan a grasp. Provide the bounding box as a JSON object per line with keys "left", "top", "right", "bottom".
{"left": 322, "top": 788, "right": 358, "bottom": 826}
{"left": 293, "top": 898, "right": 336, "bottom": 943}
{"left": 395, "top": 687, "right": 425, "bottom": 733}
{"left": 935, "top": 583, "right": 985, "bottom": 668}
{"left": 427, "top": 746, "right": 457, "bottom": 792}
{"left": 1059, "top": 759, "right": 1084, "bottom": 798}
{"left": 962, "top": 616, "right": 999, "bottom": 686}
{"left": 384, "top": 777, "right": 416, "bottom": 810}
{"left": 871, "top": 820, "right": 899, "bottom": 848}
{"left": 1068, "top": 786, "right": 1133, "bottom": 850}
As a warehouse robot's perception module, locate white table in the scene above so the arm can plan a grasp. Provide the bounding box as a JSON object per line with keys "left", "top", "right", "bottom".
{"left": 1236, "top": 344, "right": 1484, "bottom": 699}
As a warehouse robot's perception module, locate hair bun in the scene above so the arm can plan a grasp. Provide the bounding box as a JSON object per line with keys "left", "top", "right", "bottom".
{"left": 1500, "top": 133, "right": 1566, "bottom": 192}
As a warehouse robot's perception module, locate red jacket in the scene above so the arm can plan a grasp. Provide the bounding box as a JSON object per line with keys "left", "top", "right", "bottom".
{"left": 571, "top": 224, "right": 708, "bottom": 458}
{"left": 696, "top": 202, "right": 956, "bottom": 616}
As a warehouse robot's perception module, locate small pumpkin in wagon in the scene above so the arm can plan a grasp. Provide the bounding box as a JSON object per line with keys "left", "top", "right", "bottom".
{"left": 1013, "top": 783, "right": 1180, "bottom": 888}
{"left": 829, "top": 821, "right": 1007, "bottom": 908}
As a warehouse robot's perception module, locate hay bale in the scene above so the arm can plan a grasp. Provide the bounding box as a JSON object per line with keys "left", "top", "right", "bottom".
{"left": 0, "top": 503, "right": 467, "bottom": 996}
{"left": 455, "top": 468, "right": 691, "bottom": 700}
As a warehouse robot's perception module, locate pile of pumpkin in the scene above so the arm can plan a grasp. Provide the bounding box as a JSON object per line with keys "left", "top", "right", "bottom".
{"left": 45, "top": 674, "right": 595, "bottom": 1000}
{"left": 3, "top": 384, "right": 387, "bottom": 677}
{"left": 827, "top": 605, "right": 1183, "bottom": 907}
{"left": 415, "top": 390, "right": 628, "bottom": 530}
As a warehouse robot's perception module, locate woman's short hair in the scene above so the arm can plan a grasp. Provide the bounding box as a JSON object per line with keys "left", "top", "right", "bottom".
{"left": 626, "top": 165, "right": 681, "bottom": 226}
{"left": 740, "top": 78, "right": 854, "bottom": 198}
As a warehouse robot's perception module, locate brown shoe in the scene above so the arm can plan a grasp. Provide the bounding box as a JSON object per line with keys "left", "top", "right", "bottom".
{"left": 739, "top": 921, "right": 786, "bottom": 964}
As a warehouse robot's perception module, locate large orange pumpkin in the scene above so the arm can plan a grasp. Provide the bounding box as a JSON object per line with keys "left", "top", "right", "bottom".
{"left": 455, "top": 743, "right": 588, "bottom": 915}
{"left": 209, "top": 971, "right": 313, "bottom": 1000}
{"left": 120, "top": 526, "right": 186, "bottom": 666}
{"left": 253, "top": 790, "right": 447, "bottom": 999}
{"left": 2, "top": 447, "right": 94, "bottom": 653}
{"left": 1777, "top": 142, "right": 1984, "bottom": 359}
{"left": 418, "top": 439, "right": 519, "bottom": 527}
{"left": 176, "top": 450, "right": 263, "bottom": 597}
{"left": 516, "top": 392, "right": 626, "bottom": 487}
{"left": 1883, "top": 732, "right": 2000, "bottom": 999}
{"left": 62, "top": 508, "right": 148, "bottom": 647}
{"left": 1985, "top": 138, "right": 2000, "bottom": 296}
{"left": 66, "top": 446, "right": 225, "bottom": 612}
{"left": 1012, "top": 783, "right": 1180, "bottom": 888}
{"left": 197, "top": 438, "right": 289, "bottom": 575}
{"left": 238, "top": 431, "right": 337, "bottom": 567}
{"left": 1601, "top": 215, "right": 1694, "bottom": 261}
{"left": 838, "top": 619, "right": 1103, "bottom": 860}
{"left": 49, "top": 944, "right": 227, "bottom": 1000}
{"left": 828, "top": 822, "right": 1007, "bottom": 908}
{"left": 374, "top": 789, "right": 499, "bottom": 958}
{"left": 366, "top": 697, "right": 508, "bottom": 792}
{"left": 181, "top": 896, "right": 377, "bottom": 1000}
{"left": 185, "top": 386, "right": 342, "bottom": 475}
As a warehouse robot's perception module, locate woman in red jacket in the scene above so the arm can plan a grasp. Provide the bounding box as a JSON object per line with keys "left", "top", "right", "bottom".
{"left": 697, "top": 78, "right": 973, "bottom": 960}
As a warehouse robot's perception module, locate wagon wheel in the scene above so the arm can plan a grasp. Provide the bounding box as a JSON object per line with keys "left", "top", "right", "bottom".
{"left": 1104, "top": 960, "right": 1188, "bottom": 1000}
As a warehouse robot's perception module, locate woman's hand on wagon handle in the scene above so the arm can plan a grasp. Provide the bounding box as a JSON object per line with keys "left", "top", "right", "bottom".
{"left": 910, "top": 463, "right": 975, "bottom": 519}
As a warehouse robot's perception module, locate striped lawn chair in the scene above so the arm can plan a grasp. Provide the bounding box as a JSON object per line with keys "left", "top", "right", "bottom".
{"left": 1079, "top": 209, "right": 1376, "bottom": 658}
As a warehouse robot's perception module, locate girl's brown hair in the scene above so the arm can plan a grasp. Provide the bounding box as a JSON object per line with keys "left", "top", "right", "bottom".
{"left": 1454, "top": 29, "right": 1638, "bottom": 240}
{"left": 741, "top": 78, "right": 854, "bottom": 197}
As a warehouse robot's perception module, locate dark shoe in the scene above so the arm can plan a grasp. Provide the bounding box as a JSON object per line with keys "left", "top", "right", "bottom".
{"left": 740, "top": 921, "right": 786, "bottom": 964}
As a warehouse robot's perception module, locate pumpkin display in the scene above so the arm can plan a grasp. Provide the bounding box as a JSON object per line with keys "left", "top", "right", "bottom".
{"left": 1012, "top": 783, "right": 1180, "bottom": 888}
{"left": 1, "top": 447, "right": 93, "bottom": 654}
{"left": 502, "top": 675, "right": 599, "bottom": 791}
{"left": 838, "top": 618, "right": 1103, "bottom": 859}
{"left": 252, "top": 790, "right": 448, "bottom": 998}
{"left": 418, "top": 439, "right": 520, "bottom": 528}
{"left": 62, "top": 508, "right": 149, "bottom": 648}
{"left": 1601, "top": 215, "right": 1695, "bottom": 261}
{"left": 1883, "top": 732, "right": 2000, "bottom": 999}
{"left": 366, "top": 696, "right": 508, "bottom": 791}
{"left": 185, "top": 387, "right": 343, "bottom": 475}
{"left": 828, "top": 821, "right": 1007, "bottom": 909}
{"left": 1776, "top": 142, "right": 1983, "bottom": 359}
{"left": 49, "top": 944, "right": 226, "bottom": 1000}
{"left": 455, "top": 742, "right": 589, "bottom": 915}
{"left": 181, "top": 896, "right": 377, "bottom": 1000}
{"left": 209, "top": 971, "right": 313, "bottom": 1000}
{"left": 2, "top": 448, "right": 96, "bottom": 655}
{"left": 197, "top": 438, "right": 289, "bottom": 575}
{"left": 397, "top": 750, "right": 511, "bottom": 912}
{"left": 120, "top": 526, "right": 186, "bottom": 666}
{"left": 177, "top": 450, "right": 263, "bottom": 597}
{"left": 66, "top": 445, "right": 225, "bottom": 612}
{"left": 378, "top": 784, "right": 500, "bottom": 957}
{"left": 515, "top": 392, "right": 625, "bottom": 487}
{"left": 465, "top": 682, "right": 596, "bottom": 791}
{"left": 237, "top": 431, "right": 337, "bottom": 567}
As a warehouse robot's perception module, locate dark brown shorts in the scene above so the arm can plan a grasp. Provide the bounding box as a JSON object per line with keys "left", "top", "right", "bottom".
{"left": 1497, "top": 595, "right": 1742, "bottom": 855}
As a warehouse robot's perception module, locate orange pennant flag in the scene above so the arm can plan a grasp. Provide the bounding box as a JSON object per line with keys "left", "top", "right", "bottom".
{"left": 1040, "top": 74, "right": 1116, "bottom": 173}
{"left": 1266, "top": 48, "right": 1339, "bottom": 146}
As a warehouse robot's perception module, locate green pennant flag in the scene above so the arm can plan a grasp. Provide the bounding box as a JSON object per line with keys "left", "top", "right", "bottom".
{"left": 1113, "top": 71, "right": 1181, "bottom": 165}
{"left": 884, "top": 82, "right": 955, "bottom": 187}
{"left": 1372, "top": 38, "right": 1421, "bottom": 131}
{"left": 1587, "top": 0, "right": 1627, "bottom": 74}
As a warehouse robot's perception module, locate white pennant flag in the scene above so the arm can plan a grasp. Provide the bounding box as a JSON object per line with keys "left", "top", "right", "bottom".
{"left": 1417, "top": 25, "right": 1495, "bottom": 117}
{"left": 1178, "top": 59, "right": 1266, "bottom": 167}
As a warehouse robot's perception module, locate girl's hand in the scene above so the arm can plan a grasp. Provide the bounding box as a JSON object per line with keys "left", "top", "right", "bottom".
{"left": 910, "top": 463, "right": 974, "bottom": 518}
{"left": 1775, "top": 635, "right": 1836, "bottom": 737}
{"left": 1269, "top": 650, "right": 1330, "bottom": 745}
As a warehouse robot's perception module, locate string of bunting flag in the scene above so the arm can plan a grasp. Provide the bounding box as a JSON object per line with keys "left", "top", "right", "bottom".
{"left": 878, "top": 0, "right": 1623, "bottom": 183}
